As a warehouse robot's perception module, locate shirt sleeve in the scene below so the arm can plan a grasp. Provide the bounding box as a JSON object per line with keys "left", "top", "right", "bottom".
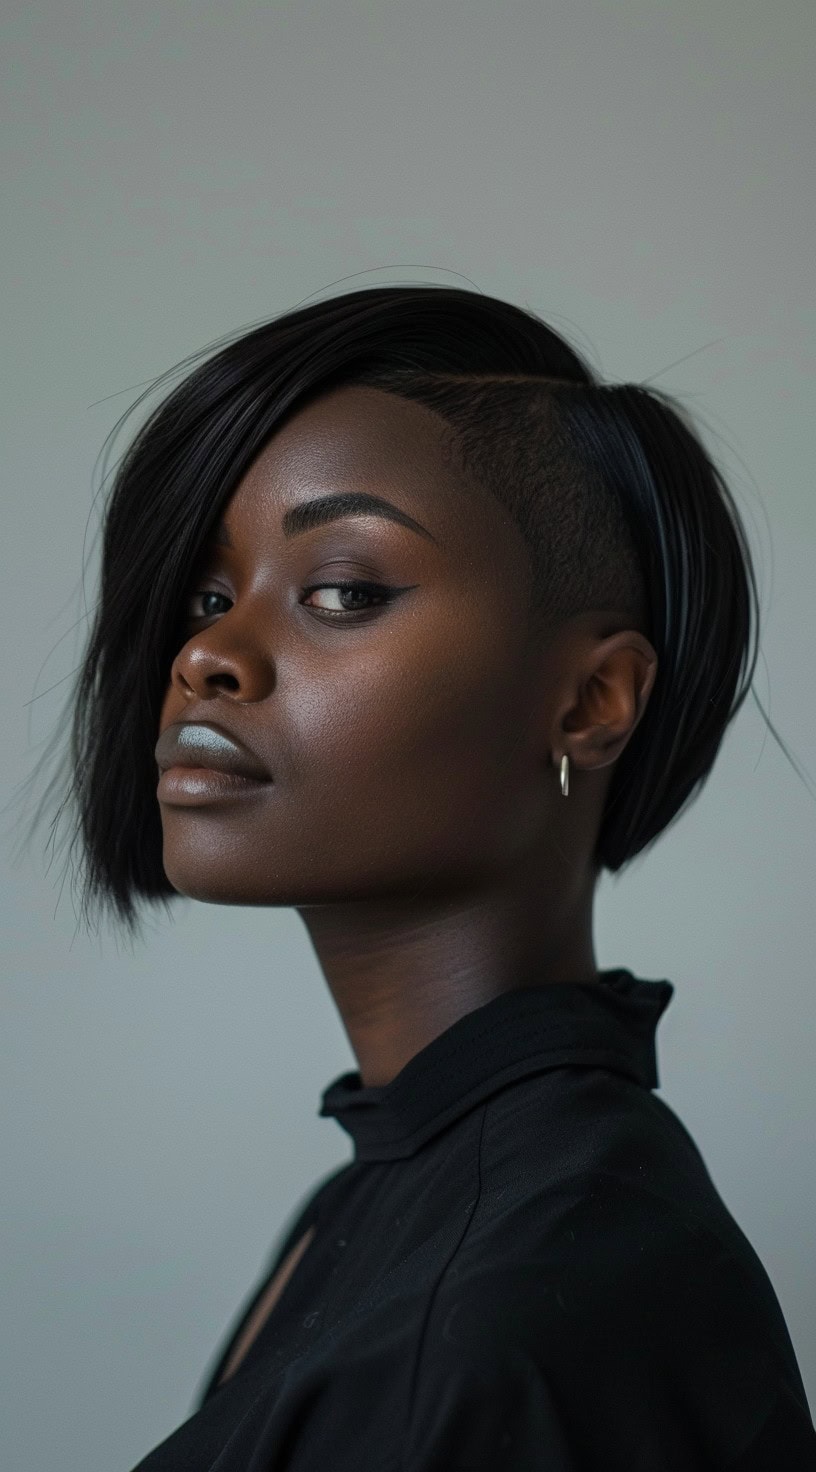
{"left": 401, "top": 1337, "right": 580, "bottom": 1471}
{"left": 400, "top": 1185, "right": 816, "bottom": 1471}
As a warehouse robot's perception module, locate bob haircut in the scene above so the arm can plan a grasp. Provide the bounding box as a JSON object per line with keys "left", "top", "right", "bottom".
{"left": 17, "top": 285, "right": 777, "bottom": 940}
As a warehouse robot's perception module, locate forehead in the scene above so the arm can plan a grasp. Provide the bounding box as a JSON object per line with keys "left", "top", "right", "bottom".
{"left": 232, "top": 384, "right": 526, "bottom": 559}
{"left": 260, "top": 384, "right": 458, "bottom": 483}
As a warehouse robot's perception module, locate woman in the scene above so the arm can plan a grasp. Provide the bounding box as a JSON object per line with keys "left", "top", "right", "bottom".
{"left": 32, "top": 286, "right": 815, "bottom": 1467}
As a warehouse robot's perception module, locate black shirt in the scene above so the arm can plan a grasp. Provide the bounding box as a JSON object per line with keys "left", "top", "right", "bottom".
{"left": 130, "top": 969, "right": 816, "bottom": 1469}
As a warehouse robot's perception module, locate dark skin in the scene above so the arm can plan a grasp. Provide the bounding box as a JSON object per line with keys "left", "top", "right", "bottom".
{"left": 157, "top": 385, "right": 658, "bottom": 1088}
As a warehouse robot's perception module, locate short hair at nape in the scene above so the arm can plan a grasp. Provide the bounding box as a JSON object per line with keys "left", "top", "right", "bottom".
{"left": 13, "top": 285, "right": 767, "bottom": 940}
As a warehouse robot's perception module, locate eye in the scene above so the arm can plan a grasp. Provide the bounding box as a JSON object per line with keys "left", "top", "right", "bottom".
{"left": 184, "top": 590, "right": 232, "bottom": 621}
{"left": 182, "top": 580, "right": 406, "bottom": 626}
{"left": 300, "top": 580, "right": 398, "bottom": 618}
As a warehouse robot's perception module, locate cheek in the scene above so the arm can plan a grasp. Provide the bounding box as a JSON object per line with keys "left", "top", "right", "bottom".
{"left": 291, "top": 638, "right": 529, "bottom": 847}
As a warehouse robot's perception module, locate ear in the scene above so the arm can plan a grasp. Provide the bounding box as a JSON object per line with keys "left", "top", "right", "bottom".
{"left": 560, "top": 631, "right": 658, "bottom": 773}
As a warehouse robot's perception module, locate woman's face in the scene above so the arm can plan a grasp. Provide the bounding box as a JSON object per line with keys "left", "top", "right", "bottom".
{"left": 156, "top": 384, "right": 556, "bottom": 908}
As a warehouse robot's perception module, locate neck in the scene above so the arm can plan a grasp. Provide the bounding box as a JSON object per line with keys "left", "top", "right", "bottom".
{"left": 296, "top": 859, "right": 599, "bottom": 1088}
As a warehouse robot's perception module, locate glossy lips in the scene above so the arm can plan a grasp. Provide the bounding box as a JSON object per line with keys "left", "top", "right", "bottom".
{"left": 155, "top": 720, "right": 271, "bottom": 804}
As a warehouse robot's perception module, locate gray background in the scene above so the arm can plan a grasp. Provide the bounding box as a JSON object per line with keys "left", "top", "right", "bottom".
{"left": 2, "top": 2, "right": 814, "bottom": 1468}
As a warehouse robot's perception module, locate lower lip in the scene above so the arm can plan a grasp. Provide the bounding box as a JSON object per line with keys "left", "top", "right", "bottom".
{"left": 157, "top": 766, "right": 271, "bottom": 804}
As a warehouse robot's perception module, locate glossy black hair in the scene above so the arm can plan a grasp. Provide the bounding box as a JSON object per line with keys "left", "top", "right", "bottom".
{"left": 12, "top": 284, "right": 797, "bottom": 940}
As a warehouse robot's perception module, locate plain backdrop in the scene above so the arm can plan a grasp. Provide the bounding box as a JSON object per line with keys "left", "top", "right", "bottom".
{"left": 2, "top": 2, "right": 814, "bottom": 1468}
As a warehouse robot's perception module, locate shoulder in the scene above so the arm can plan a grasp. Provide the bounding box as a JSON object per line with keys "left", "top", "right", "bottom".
{"left": 460, "top": 1125, "right": 795, "bottom": 1380}
{"left": 410, "top": 1163, "right": 813, "bottom": 1466}
{"left": 442, "top": 1168, "right": 773, "bottom": 1358}
{"left": 475, "top": 1065, "right": 783, "bottom": 1309}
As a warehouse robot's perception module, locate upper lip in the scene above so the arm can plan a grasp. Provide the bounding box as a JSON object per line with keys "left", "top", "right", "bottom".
{"left": 155, "top": 720, "right": 271, "bottom": 781}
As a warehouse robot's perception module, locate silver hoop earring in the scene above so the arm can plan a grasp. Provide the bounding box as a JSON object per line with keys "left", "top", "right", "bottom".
{"left": 560, "top": 754, "right": 569, "bottom": 797}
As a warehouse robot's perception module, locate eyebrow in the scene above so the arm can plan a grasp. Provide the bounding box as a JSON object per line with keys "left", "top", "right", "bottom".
{"left": 212, "top": 492, "right": 437, "bottom": 549}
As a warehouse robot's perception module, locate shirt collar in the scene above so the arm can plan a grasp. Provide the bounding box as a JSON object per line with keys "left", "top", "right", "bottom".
{"left": 318, "top": 968, "right": 674, "bottom": 1162}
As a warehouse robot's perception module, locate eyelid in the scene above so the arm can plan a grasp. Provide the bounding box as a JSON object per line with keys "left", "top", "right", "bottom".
{"left": 183, "top": 578, "right": 417, "bottom": 622}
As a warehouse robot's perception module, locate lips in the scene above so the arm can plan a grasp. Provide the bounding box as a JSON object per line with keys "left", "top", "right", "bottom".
{"left": 154, "top": 721, "right": 271, "bottom": 781}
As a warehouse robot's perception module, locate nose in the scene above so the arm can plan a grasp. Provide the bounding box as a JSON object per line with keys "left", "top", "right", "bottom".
{"left": 168, "top": 619, "right": 276, "bottom": 704}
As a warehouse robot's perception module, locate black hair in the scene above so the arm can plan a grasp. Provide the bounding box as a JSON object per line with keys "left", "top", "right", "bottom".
{"left": 9, "top": 284, "right": 799, "bottom": 940}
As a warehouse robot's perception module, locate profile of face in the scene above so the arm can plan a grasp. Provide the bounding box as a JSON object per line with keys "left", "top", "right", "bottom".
{"left": 156, "top": 385, "right": 627, "bottom": 912}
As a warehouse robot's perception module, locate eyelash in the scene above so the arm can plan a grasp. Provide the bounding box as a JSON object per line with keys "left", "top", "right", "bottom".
{"left": 185, "top": 580, "right": 399, "bottom": 623}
